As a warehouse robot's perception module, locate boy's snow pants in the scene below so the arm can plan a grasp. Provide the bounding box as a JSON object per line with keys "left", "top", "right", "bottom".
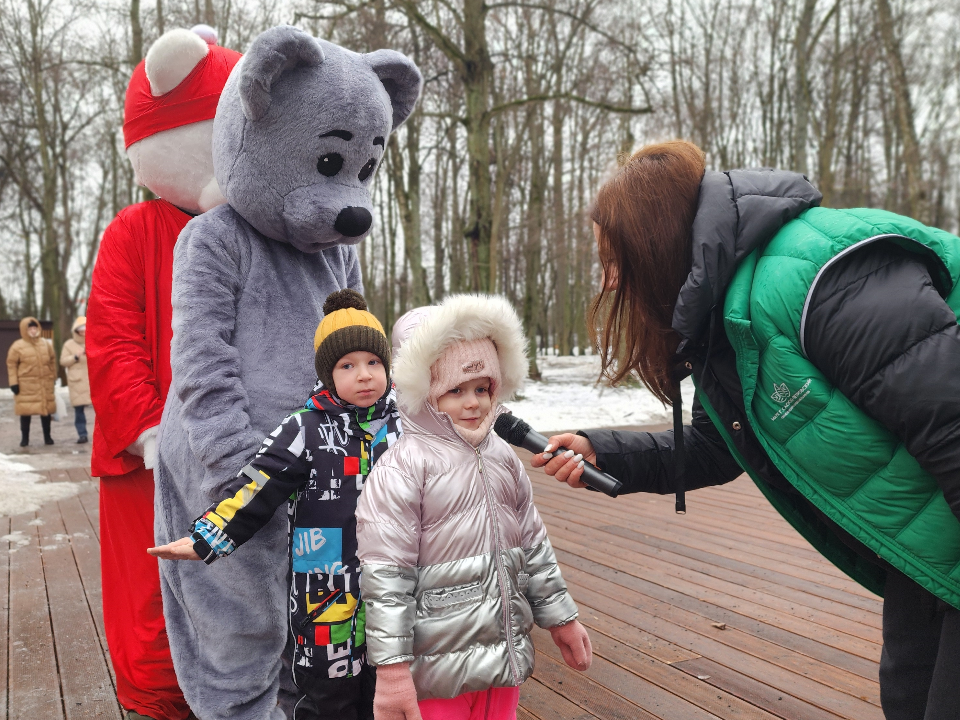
{"left": 101, "top": 468, "right": 190, "bottom": 720}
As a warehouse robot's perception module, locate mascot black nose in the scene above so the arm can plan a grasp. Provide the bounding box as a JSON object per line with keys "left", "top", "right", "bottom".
{"left": 334, "top": 207, "right": 372, "bottom": 237}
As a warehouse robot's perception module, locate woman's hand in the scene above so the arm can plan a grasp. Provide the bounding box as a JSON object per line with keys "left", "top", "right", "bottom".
{"left": 148, "top": 537, "right": 201, "bottom": 561}
{"left": 549, "top": 620, "right": 593, "bottom": 671}
{"left": 529, "top": 433, "right": 597, "bottom": 489}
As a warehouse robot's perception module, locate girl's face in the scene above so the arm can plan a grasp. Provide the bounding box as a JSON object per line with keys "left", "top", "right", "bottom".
{"left": 27, "top": 325, "right": 39, "bottom": 338}
{"left": 593, "top": 222, "right": 619, "bottom": 291}
{"left": 436, "top": 377, "right": 492, "bottom": 431}
{"left": 331, "top": 351, "right": 387, "bottom": 408}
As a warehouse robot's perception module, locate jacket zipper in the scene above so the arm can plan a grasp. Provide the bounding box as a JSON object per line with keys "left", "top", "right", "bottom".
{"left": 475, "top": 445, "right": 521, "bottom": 685}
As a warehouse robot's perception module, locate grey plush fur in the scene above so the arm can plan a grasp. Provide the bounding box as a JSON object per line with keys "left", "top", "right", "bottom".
{"left": 214, "top": 25, "right": 422, "bottom": 252}
{"left": 155, "top": 25, "right": 421, "bottom": 720}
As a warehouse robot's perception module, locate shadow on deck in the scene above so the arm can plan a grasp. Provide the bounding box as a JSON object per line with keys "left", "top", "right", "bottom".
{"left": 4, "top": 457, "right": 881, "bottom": 719}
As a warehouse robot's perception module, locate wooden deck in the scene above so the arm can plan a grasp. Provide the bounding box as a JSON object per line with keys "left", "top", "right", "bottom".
{"left": 4, "top": 459, "right": 881, "bottom": 720}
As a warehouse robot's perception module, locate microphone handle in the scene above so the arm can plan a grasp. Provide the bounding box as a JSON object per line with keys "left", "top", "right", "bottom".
{"left": 520, "top": 429, "right": 623, "bottom": 498}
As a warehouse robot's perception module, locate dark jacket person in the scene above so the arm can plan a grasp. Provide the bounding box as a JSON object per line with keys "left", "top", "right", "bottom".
{"left": 534, "top": 141, "right": 960, "bottom": 719}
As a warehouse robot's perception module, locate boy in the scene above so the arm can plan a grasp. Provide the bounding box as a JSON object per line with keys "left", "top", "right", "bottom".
{"left": 150, "top": 289, "right": 400, "bottom": 720}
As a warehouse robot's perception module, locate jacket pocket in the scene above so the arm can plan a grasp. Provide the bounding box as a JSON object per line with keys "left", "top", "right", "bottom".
{"left": 421, "top": 580, "right": 483, "bottom": 611}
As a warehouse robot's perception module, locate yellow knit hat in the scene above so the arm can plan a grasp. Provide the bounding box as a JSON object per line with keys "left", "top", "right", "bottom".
{"left": 314, "top": 290, "right": 389, "bottom": 391}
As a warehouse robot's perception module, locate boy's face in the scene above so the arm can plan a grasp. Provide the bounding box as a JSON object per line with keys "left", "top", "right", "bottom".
{"left": 331, "top": 351, "right": 387, "bottom": 407}
{"left": 436, "top": 377, "right": 492, "bottom": 431}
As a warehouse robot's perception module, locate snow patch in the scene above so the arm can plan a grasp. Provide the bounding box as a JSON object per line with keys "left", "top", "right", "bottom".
{"left": 506, "top": 355, "right": 695, "bottom": 433}
{"left": 1, "top": 531, "right": 30, "bottom": 548}
{"left": 0, "top": 453, "right": 79, "bottom": 517}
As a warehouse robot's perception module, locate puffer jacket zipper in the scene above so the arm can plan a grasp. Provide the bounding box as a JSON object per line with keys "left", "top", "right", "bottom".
{"left": 474, "top": 444, "right": 521, "bottom": 685}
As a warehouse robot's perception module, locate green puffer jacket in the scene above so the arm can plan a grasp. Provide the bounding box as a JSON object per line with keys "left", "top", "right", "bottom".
{"left": 715, "top": 206, "right": 960, "bottom": 608}
{"left": 583, "top": 169, "right": 960, "bottom": 611}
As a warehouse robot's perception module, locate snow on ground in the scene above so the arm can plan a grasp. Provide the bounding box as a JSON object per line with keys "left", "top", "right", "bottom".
{"left": 0, "top": 452, "right": 79, "bottom": 518}
{"left": 0, "top": 356, "right": 686, "bottom": 517}
{"left": 506, "top": 354, "right": 695, "bottom": 433}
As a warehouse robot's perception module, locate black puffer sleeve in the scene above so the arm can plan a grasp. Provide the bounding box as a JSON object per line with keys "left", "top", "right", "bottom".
{"left": 579, "top": 396, "right": 743, "bottom": 495}
{"left": 805, "top": 241, "right": 960, "bottom": 523}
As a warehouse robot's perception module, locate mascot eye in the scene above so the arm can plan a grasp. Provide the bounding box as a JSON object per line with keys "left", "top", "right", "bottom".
{"left": 358, "top": 158, "right": 378, "bottom": 182}
{"left": 317, "top": 153, "right": 344, "bottom": 177}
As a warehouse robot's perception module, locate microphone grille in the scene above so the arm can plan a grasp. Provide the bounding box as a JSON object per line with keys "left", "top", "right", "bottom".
{"left": 494, "top": 413, "right": 531, "bottom": 446}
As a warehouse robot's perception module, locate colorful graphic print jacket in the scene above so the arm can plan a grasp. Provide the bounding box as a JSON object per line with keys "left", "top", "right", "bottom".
{"left": 190, "top": 383, "right": 401, "bottom": 682}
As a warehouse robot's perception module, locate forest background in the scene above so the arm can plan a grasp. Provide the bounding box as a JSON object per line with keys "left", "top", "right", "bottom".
{"left": 1, "top": 0, "right": 957, "bottom": 378}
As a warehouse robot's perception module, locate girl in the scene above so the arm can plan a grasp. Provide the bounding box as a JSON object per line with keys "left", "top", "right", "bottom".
{"left": 356, "top": 294, "right": 591, "bottom": 720}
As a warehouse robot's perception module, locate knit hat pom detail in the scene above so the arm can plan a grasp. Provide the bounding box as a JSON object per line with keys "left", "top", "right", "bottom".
{"left": 313, "top": 289, "right": 390, "bottom": 393}
{"left": 323, "top": 289, "right": 368, "bottom": 315}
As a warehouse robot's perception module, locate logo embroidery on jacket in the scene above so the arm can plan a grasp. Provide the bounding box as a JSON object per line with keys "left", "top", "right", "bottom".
{"left": 771, "top": 383, "right": 790, "bottom": 403}
{"left": 770, "top": 379, "right": 812, "bottom": 421}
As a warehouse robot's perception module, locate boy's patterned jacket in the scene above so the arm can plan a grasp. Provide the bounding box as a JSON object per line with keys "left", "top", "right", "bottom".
{"left": 191, "top": 383, "right": 401, "bottom": 682}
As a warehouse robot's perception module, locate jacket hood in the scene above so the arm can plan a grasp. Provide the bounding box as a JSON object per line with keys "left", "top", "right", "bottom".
{"left": 392, "top": 294, "right": 528, "bottom": 416}
{"left": 71, "top": 315, "right": 86, "bottom": 344}
{"left": 672, "top": 169, "right": 822, "bottom": 351}
{"left": 19, "top": 316, "right": 41, "bottom": 341}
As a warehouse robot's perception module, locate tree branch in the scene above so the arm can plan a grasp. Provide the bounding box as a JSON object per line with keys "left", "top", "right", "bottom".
{"left": 487, "top": 92, "right": 652, "bottom": 118}
{"left": 486, "top": 1, "right": 644, "bottom": 63}
{"left": 392, "top": 0, "right": 467, "bottom": 70}
{"left": 292, "top": 1, "right": 378, "bottom": 24}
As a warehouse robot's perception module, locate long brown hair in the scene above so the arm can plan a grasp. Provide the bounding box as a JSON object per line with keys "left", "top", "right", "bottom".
{"left": 588, "top": 141, "right": 705, "bottom": 404}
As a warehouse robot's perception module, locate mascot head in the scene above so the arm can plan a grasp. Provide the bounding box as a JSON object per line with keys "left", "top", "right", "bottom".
{"left": 212, "top": 25, "right": 423, "bottom": 253}
{"left": 124, "top": 25, "right": 241, "bottom": 214}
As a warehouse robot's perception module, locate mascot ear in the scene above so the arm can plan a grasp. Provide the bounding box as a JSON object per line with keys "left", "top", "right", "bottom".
{"left": 239, "top": 25, "right": 324, "bottom": 121}
{"left": 365, "top": 50, "right": 423, "bottom": 129}
{"left": 145, "top": 28, "right": 209, "bottom": 96}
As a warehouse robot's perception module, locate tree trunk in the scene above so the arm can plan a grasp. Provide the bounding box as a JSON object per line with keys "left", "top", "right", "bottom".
{"left": 523, "top": 103, "right": 546, "bottom": 381}
{"left": 397, "top": 116, "right": 430, "bottom": 306}
{"left": 130, "top": 0, "right": 143, "bottom": 66}
{"left": 792, "top": 0, "right": 817, "bottom": 175}
{"left": 875, "top": 0, "right": 924, "bottom": 219}
{"left": 817, "top": 5, "right": 841, "bottom": 206}
{"left": 463, "top": 0, "right": 494, "bottom": 292}
{"left": 432, "top": 131, "right": 447, "bottom": 302}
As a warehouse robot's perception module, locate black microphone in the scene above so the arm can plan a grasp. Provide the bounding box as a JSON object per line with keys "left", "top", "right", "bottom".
{"left": 494, "top": 413, "right": 623, "bottom": 497}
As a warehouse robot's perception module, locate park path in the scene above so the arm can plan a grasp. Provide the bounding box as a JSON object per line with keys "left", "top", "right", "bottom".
{"left": 1, "top": 452, "right": 881, "bottom": 719}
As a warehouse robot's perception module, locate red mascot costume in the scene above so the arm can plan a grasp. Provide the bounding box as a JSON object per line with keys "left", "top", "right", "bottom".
{"left": 87, "top": 25, "right": 240, "bottom": 720}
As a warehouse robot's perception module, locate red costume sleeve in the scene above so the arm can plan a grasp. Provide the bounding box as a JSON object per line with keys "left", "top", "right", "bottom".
{"left": 87, "top": 214, "right": 164, "bottom": 465}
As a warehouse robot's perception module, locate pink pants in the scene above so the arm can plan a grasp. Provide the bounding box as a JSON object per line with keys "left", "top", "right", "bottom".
{"left": 419, "top": 686, "right": 520, "bottom": 720}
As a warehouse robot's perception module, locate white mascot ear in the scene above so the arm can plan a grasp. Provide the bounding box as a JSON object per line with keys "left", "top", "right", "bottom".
{"left": 190, "top": 23, "right": 218, "bottom": 45}
{"left": 145, "top": 28, "right": 209, "bottom": 96}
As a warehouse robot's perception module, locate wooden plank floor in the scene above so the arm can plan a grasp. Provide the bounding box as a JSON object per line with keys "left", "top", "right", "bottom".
{"left": 4, "top": 462, "right": 881, "bottom": 719}
{"left": 518, "top": 448, "right": 882, "bottom": 720}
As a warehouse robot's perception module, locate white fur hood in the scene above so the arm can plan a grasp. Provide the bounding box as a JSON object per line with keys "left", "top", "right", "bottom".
{"left": 392, "top": 294, "right": 528, "bottom": 415}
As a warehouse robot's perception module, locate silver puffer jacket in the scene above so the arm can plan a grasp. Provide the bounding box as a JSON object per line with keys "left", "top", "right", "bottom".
{"left": 356, "top": 295, "right": 578, "bottom": 700}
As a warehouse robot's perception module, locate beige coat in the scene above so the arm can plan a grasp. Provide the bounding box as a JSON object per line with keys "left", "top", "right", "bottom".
{"left": 7, "top": 317, "right": 57, "bottom": 416}
{"left": 60, "top": 316, "right": 90, "bottom": 407}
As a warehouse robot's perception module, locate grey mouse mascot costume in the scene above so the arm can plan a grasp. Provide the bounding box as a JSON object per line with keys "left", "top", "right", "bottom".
{"left": 154, "top": 26, "right": 421, "bottom": 720}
